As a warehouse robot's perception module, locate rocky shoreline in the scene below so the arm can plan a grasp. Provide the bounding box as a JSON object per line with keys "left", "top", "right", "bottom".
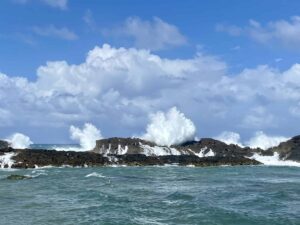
{"left": 1, "top": 136, "right": 300, "bottom": 169}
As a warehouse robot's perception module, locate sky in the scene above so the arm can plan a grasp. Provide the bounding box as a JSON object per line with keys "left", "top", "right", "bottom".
{"left": 1, "top": 0, "right": 300, "bottom": 143}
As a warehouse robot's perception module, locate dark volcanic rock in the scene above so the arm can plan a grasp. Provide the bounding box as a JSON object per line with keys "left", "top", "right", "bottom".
{"left": 11, "top": 149, "right": 109, "bottom": 168}
{"left": 174, "top": 138, "right": 257, "bottom": 157}
{"left": 6, "top": 174, "right": 31, "bottom": 180}
{"left": 93, "top": 137, "right": 155, "bottom": 154}
{"left": 269, "top": 135, "right": 300, "bottom": 161}
{"left": 0, "top": 140, "right": 9, "bottom": 150}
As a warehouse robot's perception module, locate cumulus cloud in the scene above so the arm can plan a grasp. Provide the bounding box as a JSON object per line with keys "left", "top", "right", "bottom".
{"left": 245, "top": 131, "right": 289, "bottom": 150}
{"left": 70, "top": 123, "right": 103, "bottom": 150}
{"left": 6, "top": 133, "right": 33, "bottom": 149}
{"left": 1, "top": 44, "right": 300, "bottom": 141}
{"left": 216, "top": 16, "right": 300, "bottom": 48}
{"left": 142, "top": 107, "right": 196, "bottom": 146}
{"left": 215, "top": 131, "right": 243, "bottom": 146}
{"left": 105, "top": 17, "right": 187, "bottom": 50}
{"left": 32, "top": 25, "right": 78, "bottom": 40}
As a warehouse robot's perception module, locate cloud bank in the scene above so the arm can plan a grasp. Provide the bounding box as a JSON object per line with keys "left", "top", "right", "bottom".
{"left": 1, "top": 44, "right": 300, "bottom": 142}
{"left": 142, "top": 107, "right": 196, "bottom": 146}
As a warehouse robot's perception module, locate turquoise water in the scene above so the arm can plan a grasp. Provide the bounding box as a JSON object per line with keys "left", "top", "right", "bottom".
{"left": 0, "top": 166, "right": 300, "bottom": 225}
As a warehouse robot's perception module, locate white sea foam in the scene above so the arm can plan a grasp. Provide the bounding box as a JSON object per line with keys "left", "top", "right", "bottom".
{"left": 142, "top": 107, "right": 196, "bottom": 146}
{"left": 6, "top": 133, "right": 33, "bottom": 149}
{"left": 70, "top": 123, "right": 103, "bottom": 151}
{"left": 245, "top": 131, "right": 289, "bottom": 150}
{"left": 250, "top": 152, "right": 300, "bottom": 167}
{"left": 85, "top": 172, "right": 106, "bottom": 178}
{"left": 195, "top": 147, "right": 215, "bottom": 158}
{"left": 215, "top": 131, "right": 243, "bottom": 147}
{"left": 0, "top": 153, "right": 16, "bottom": 169}
{"left": 140, "top": 144, "right": 181, "bottom": 156}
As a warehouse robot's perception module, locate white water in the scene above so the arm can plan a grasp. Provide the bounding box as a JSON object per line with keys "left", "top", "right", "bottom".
{"left": 85, "top": 172, "right": 107, "bottom": 178}
{"left": 250, "top": 152, "right": 300, "bottom": 167}
{"left": 140, "top": 144, "right": 182, "bottom": 156}
{"left": 246, "top": 131, "right": 289, "bottom": 150}
{"left": 0, "top": 153, "right": 16, "bottom": 169}
{"left": 195, "top": 147, "right": 215, "bottom": 158}
{"left": 142, "top": 107, "right": 196, "bottom": 146}
{"left": 69, "top": 123, "right": 103, "bottom": 150}
{"left": 6, "top": 133, "right": 32, "bottom": 149}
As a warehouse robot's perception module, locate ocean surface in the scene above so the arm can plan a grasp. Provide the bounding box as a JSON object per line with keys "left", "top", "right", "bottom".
{"left": 0, "top": 165, "right": 300, "bottom": 225}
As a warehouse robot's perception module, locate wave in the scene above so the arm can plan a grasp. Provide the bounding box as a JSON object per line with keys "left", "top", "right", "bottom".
{"left": 0, "top": 153, "right": 16, "bottom": 169}
{"left": 85, "top": 172, "right": 106, "bottom": 178}
{"left": 250, "top": 152, "right": 300, "bottom": 167}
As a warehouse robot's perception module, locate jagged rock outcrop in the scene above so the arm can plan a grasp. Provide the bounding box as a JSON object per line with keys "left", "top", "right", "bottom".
{"left": 2, "top": 135, "right": 300, "bottom": 169}
{"left": 269, "top": 135, "right": 300, "bottom": 161}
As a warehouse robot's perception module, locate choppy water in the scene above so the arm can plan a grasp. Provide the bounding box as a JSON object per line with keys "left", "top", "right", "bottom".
{"left": 0, "top": 166, "right": 300, "bottom": 225}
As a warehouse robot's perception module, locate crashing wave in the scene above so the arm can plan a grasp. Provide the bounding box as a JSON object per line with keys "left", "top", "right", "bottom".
{"left": 140, "top": 144, "right": 181, "bottom": 156}
{"left": 0, "top": 153, "right": 16, "bottom": 169}
{"left": 194, "top": 147, "right": 215, "bottom": 158}
{"left": 249, "top": 152, "right": 300, "bottom": 167}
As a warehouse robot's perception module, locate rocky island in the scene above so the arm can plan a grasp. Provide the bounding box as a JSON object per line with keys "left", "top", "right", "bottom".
{"left": 1, "top": 136, "right": 300, "bottom": 169}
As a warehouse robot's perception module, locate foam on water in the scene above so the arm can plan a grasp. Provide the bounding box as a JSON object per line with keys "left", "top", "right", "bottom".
{"left": 0, "top": 153, "right": 16, "bottom": 169}
{"left": 85, "top": 172, "right": 106, "bottom": 178}
{"left": 250, "top": 152, "right": 300, "bottom": 167}
{"left": 195, "top": 147, "right": 215, "bottom": 158}
{"left": 140, "top": 144, "right": 181, "bottom": 156}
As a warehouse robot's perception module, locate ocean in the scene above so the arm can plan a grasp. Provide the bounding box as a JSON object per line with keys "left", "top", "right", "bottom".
{"left": 1, "top": 165, "right": 299, "bottom": 225}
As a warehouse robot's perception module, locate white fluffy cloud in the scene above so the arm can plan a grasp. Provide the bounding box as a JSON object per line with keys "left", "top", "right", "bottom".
{"left": 70, "top": 123, "right": 102, "bottom": 150}
{"left": 105, "top": 17, "right": 187, "bottom": 50}
{"left": 217, "top": 16, "right": 300, "bottom": 48}
{"left": 142, "top": 107, "right": 196, "bottom": 146}
{"left": 245, "top": 131, "right": 289, "bottom": 150}
{"left": 1, "top": 44, "right": 300, "bottom": 141}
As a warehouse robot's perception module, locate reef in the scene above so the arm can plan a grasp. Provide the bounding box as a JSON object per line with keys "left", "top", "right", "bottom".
{"left": 1, "top": 136, "right": 300, "bottom": 169}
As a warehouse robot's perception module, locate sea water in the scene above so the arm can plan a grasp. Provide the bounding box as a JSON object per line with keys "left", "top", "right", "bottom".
{"left": 0, "top": 165, "right": 299, "bottom": 225}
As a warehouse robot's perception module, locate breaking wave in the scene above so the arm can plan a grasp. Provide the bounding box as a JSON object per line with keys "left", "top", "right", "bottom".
{"left": 250, "top": 152, "right": 300, "bottom": 167}
{"left": 142, "top": 107, "right": 196, "bottom": 146}
{"left": 70, "top": 123, "right": 103, "bottom": 151}
{"left": 6, "top": 133, "right": 33, "bottom": 149}
{"left": 246, "top": 131, "right": 289, "bottom": 150}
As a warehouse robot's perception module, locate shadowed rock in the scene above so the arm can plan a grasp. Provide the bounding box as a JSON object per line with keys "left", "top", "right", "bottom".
{"left": 0, "top": 140, "right": 9, "bottom": 150}
{"left": 269, "top": 135, "right": 300, "bottom": 161}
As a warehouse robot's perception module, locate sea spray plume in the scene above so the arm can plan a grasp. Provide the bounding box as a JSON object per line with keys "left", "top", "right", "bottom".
{"left": 246, "top": 131, "right": 289, "bottom": 150}
{"left": 6, "top": 133, "right": 33, "bottom": 149}
{"left": 142, "top": 107, "right": 196, "bottom": 146}
{"left": 215, "top": 131, "right": 243, "bottom": 147}
{"left": 70, "top": 123, "right": 103, "bottom": 150}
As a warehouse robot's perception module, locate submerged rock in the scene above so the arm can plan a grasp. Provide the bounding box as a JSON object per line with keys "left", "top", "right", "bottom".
{"left": 7, "top": 174, "right": 31, "bottom": 180}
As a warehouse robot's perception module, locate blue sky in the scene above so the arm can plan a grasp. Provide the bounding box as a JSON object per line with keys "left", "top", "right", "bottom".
{"left": 1, "top": 0, "right": 300, "bottom": 144}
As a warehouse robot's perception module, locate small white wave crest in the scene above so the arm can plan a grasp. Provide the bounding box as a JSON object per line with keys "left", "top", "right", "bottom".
{"left": 85, "top": 172, "right": 106, "bottom": 178}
